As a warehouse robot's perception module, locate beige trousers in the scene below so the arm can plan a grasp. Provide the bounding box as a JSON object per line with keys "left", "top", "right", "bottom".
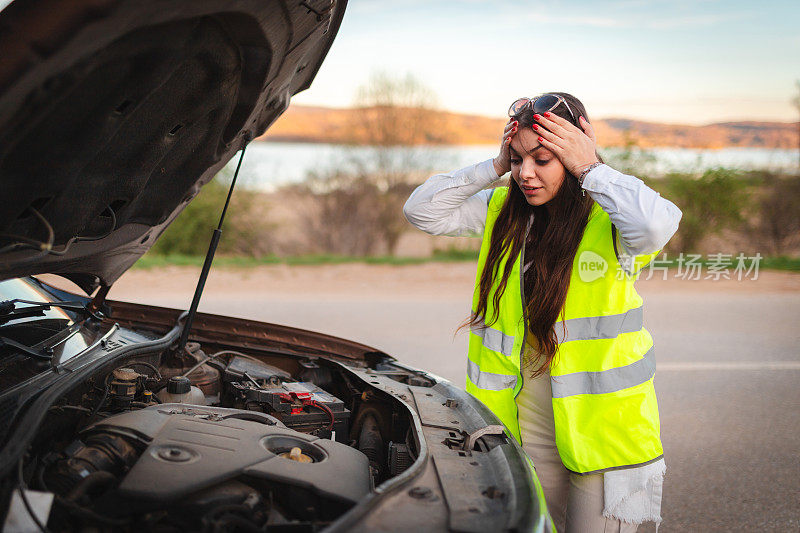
{"left": 516, "top": 370, "right": 638, "bottom": 533}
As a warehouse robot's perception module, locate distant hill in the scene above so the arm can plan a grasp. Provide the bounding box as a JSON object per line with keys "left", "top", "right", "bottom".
{"left": 260, "top": 105, "right": 798, "bottom": 149}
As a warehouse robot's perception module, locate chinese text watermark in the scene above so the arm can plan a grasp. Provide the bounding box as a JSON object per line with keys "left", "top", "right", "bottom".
{"left": 577, "top": 252, "right": 762, "bottom": 283}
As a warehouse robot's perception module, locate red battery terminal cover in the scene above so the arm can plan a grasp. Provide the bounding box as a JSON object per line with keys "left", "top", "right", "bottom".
{"left": 231, "top": 381, "right": 344, "bottom": 433}
{"left": 277, "top": 391, "right": 329, "bottom": 423}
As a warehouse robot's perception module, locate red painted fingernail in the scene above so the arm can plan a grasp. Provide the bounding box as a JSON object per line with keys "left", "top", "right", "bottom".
{"left": 533, "top": 114, "right": 542, "bottom": 120}
{"left": 543, "top": 112, "right": 552, "bottom": 117}
{"left": 538, "top": 137, "right": 544, "bottom": 142}
{"left": 513, "top": 121, "right": 518, "bottom": 126}
{"left": 532, "top": 124, "right": 539, "bottom": 130}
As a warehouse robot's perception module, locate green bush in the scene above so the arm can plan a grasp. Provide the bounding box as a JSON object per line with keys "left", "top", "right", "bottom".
{"left": 431, "top": 247, "right": 479, "bottom": 261}
{"left": 655, "top": 169, "right": 748, "bottom": 253}
{"left": 150, "top": 175, "right": 269, "bottom": 256}
{"left": 150, "top": 179, "right": 227, "bottom": 256}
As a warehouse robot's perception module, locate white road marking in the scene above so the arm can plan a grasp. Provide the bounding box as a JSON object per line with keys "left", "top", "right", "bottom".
{"left": 657, "top": 361, "right": 800, "bottom": 371}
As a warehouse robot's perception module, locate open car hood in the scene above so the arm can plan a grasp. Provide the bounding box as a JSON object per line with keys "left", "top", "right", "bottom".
{"left": 0, "top": 0, "right": 346, "bottom": 293}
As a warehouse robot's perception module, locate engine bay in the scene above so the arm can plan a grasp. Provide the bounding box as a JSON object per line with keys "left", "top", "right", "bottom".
{"left": 13, "top": 337, "right": 425, "bottom": 532}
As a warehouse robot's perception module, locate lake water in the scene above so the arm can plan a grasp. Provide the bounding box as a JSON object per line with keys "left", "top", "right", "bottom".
{"left": 226, "top": 142, "right": 799, "bottom": 191}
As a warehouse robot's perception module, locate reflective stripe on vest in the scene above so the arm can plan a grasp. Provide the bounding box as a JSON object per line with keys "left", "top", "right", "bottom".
{"left": 550, "top": 346, "right": 655, "bottom": 398}
{"left": 467, "top": 359, "right": 518, "bottom": 391}
{"left": 465, "top": 187, "right": 663, "bottom": 474}
{"left": 471, "top": 316, "right": 516, "bottom": 357}
{"left": 554, "top": 306, "right": 643, "bottom": 343}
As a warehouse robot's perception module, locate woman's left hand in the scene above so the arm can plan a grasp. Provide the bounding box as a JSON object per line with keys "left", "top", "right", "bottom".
{"left": 533, "top": 113, "right": 600, "bottom": 178}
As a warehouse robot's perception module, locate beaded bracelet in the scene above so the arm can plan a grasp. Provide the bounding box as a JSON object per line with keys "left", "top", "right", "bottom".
{"left": 577, "top": 162, "right": 603, "bottom": 187}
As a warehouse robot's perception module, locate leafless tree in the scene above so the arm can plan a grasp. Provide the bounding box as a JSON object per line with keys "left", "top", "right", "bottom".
{"left": 352, "top": 72, "right": 449, "bottom": 253}
{"left": 300, "top": 72, "right": 450, "bottom": 256}
{"left": 294, "top": 171, "right": 383, "bottom": 256}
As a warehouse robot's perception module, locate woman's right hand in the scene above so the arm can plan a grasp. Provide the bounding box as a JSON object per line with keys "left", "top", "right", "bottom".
{"left": 493, "top": 119, "right": 517, "bottom": 177}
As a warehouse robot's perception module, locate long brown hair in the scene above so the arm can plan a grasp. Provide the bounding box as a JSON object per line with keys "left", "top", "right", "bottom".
{"left": 468, "top": 92, "right": 601, "bottom": 377}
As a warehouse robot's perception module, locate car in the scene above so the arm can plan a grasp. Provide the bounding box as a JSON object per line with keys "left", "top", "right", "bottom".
{"left": 0, "top": 1, "right": 551, "bottom": 531}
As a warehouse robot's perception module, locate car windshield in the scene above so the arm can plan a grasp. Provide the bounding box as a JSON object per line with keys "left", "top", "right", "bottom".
{"left": 0, "top": 277, "right": 97, "bottom": 389}
{"left": 0, "top": 277, "right": 75, "bottom": 327}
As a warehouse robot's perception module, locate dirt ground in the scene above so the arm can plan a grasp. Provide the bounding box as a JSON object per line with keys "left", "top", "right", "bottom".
{"left": 104, "top": 262, "right": 800, "bottom": 300}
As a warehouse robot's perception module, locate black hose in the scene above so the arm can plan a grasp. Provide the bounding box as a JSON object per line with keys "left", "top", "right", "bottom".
{"left": 202, "top": 503, "right": 261, "bottom": 533}
{"left": 65, "top": 471, "right": 116, "bottom": 502}
{"left": 56, "top": 497, "right": 131, "bottom": 526}
{"left": 89, "top": 381, "right": 110, "bottom": 418}
{"left": 357, "top": 414, "right": 385, "bottom": 481}
{"left": 17, "top": 457, "right": 52, "bottom": 533}
{"left": 310, "top": 400, "right": 335, "bottom": 430}
{"left": 124, "top": 361, "right": 163, "bottom": 380}
{"left": 209, "top": 514, "right": 263, "bottom": 533}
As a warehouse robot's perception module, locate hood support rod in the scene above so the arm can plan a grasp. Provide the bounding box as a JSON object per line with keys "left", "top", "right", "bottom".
{"left": 178, "top": 134, "right": 251, "bottom": 353}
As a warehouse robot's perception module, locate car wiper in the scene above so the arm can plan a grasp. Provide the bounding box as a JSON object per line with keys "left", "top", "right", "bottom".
{"left": 0, "top": 299, "right": 103, "bottom": 361}
{"left": 0, "top": 298, "right": 98, "bottom": 326}
{"left": 0, "top": 335, "right": 52, "bottom": 360}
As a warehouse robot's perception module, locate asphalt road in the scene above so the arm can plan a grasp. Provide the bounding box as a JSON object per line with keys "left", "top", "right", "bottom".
{"left": 108, "top": 268, "right": 800, "bottom": 532}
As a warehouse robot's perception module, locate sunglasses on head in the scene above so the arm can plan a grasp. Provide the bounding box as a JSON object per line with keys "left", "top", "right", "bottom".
{"left": 508, "top": 94, "right": 576, "bottom": 123}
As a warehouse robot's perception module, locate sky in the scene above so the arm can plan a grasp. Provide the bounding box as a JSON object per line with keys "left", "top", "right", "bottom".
{"left": 292, "top": 0, "right": 800, "bottom": 125}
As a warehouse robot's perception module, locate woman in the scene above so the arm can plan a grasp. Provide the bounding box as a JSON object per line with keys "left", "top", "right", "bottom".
{"left": 403, "top": 93, "right": 682, "bottom": 532}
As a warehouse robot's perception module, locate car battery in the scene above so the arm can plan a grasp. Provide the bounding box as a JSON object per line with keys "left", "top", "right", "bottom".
{"left": 231, "top": 380, "right": 349, "bottom": 442}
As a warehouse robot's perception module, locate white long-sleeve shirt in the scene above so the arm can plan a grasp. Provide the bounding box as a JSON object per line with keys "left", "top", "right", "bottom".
{"left": 403, "top": 159, "right": 682, "bottom": 258}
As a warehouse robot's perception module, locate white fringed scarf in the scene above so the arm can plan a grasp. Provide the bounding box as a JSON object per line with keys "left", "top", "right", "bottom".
{"left": 603, "top": 458, "right": 666, "bottom": 529}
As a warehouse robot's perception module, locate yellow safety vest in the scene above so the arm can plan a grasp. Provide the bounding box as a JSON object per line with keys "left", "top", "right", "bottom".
{"left": 466, "top": 187, "right": 663, "bottom": 474}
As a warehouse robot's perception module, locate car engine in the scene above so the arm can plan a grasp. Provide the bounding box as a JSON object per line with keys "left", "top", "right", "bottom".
{"left": 19, "top": 342, "right": 419, "bottom": 532}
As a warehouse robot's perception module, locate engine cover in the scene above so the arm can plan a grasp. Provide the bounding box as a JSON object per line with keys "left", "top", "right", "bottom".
{"left": 84, "top": 404, "right": 370, "bottom": 506}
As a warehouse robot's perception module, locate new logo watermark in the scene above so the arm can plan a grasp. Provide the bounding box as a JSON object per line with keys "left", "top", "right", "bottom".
{"left": 578, "top": 251, "right": 608, "bottom": 282}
